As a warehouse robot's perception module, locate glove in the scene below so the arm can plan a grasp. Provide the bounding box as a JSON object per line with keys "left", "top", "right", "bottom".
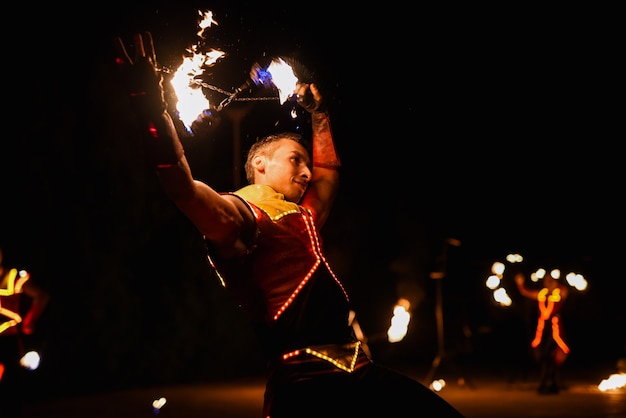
{"left": 114, "top": 32, "right": 183, "bottom": 168}
{"left": 114, "top": 32, "right": 166, "bottom": 120}
{"left": 296, "top": 83, "right": 326, "bottom": 114}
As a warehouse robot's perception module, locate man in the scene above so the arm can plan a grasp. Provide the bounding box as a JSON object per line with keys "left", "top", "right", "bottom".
{"left": 114, "top": 32, "right": 464, "bottom": 417}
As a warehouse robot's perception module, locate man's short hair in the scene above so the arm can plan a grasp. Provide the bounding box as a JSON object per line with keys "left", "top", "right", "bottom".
{"left": 244, "top": 132, "right": 311, "bottom": 184}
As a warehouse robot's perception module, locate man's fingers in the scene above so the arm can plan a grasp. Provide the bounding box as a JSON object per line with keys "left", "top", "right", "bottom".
{"left": 133, "top": 33, "right": 146, "bottom": 60}
{"left": 295, "top": 83, "right": 308, "bottom": 97}
{"left": 143, "top": 32, "right": 157, "bottom": 64}
{"left": 113, "top": 37, "right": 133, "bottom": 65}
{"left": 113, "top": 32, "right": 157, "bottom": 66}
{"left": 309, "top": 83, "right": 322, "bottom": 102}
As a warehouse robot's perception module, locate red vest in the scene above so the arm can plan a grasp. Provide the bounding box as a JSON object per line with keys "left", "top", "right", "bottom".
{"left": 209, "top": 184, "right": 349, "bottom": 325}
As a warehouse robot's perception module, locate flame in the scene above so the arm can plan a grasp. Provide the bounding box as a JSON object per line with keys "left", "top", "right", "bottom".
{"left": 485, "top": 254, "right": 587, "bottom": 308}
{"left": 598, "top": 373, "right": 626, "bottom": 391}
{"left": 430, "top": 378, "right": 446, "bottom": 392}
{"left": 20, "top": 350, "right": 41, "bottom": 371}
{"left": 266, "top": 58, "right": 299, "bottom": 104}
{"left": 387, "top": 298, "right": 411, "bottom": 343}
{"left": 493, "top": 287, "right": 512, "bottom": 306}
{"left": 169, "top": 10, "right": 302, "bottom": 131}
{"left": 152, "top": 397, "right": 167, "bottom": 412}
{"left": 197, "top": 10, "right": 217, "bottom": 34}
{"left": 170, "top": 10, "right": 225, "bottom": 131}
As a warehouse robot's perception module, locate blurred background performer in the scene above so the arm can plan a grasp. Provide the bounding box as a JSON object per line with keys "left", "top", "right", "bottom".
{"left": 0, "top": 246, "right": 50, "bottom": 418}
{"left": 515, "top": 271, "right": 569, "bottom": 394}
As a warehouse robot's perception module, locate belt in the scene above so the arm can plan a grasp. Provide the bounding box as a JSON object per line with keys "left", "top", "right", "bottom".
{"left": 280, "top": 341, "right": 370, "bottom": 373}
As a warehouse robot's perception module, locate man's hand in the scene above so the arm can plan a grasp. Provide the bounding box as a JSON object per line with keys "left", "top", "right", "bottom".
{"left": 113, "top": 32, "right": 184, "bottom": 168}
{"left": 296, "top": 83, "right": 325, "bottom": 114}
{"left": 114, "top": 32, "right": 167, "bottom": 119}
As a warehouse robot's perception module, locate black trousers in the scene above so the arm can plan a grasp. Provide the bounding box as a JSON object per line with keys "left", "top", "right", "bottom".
{"left": 266, "top": 362, "right": 465, "bottom": 418}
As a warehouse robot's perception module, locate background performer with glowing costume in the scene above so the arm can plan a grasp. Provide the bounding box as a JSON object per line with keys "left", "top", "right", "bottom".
{"left": 0, "top": 246, "right": 49, "bottom": 418}
{"left": 515, "top": 271, "right": 570, "bottom": 394}
{"left": 113, "top": 32, "right": 464, "bottom": 417}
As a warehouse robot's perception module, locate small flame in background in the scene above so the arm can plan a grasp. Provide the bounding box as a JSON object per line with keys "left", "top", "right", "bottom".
{"left": 598, "top": 372, "right": 626, "bottom": 391}
{"left": 170, "top": 10, "right": 301, "bottom": 132}
{"left": 387, "top": 298, "right": 411, "bottom": 343}
{"left": 152, "top": 396, "right": 167, "bottom": 414}
{"left": 20, "top": 350, "right": 40, "bottom": 371}
{"left": 170, "top": 10, "right": 224, "bottom": 130}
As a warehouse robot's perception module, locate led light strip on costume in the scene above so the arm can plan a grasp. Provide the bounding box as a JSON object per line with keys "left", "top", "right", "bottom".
{"left": 282, "top": 341, "right": 362, "bottom": 373}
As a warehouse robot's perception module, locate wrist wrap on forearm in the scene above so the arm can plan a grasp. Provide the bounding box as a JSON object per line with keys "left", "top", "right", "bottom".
{"left": 312, "top": 112, "right": 341, "bottom": 169}
{"left": 140, "top": 111, "right": 184, "bottom": 168}
{"left": 124, "top": 68, "right": 184, "bottom": 168}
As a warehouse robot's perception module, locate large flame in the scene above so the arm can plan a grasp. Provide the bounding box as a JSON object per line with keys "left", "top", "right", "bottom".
{"left": 170, "top": 10, "right": 225, "bottom": 131}
{"left": 266, "top": 58, "right": 299, "bottom": 104}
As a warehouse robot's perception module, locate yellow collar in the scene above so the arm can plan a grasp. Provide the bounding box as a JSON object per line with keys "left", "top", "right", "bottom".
{"left": 235, "top": 185, "right": 301, "bottom": 221}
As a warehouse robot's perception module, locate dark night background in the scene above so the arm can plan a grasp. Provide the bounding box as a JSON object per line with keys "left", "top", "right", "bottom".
{"left": 2, "top": 2, "right": 623, "bottom": 399}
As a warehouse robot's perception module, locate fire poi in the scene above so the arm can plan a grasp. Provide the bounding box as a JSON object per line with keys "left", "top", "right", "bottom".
{"left": 166, "top": 9, "right": 302, "bottom": 132}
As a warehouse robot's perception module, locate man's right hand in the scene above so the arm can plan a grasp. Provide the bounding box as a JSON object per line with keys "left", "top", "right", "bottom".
{"left": 114, "top": 32, "right": 167, "bottom": 120}
{"left": 113, "top": 32, "right": 184, "bottom": 168}
{"left": 296, "top": 83, "right": 325, "bottom": 114}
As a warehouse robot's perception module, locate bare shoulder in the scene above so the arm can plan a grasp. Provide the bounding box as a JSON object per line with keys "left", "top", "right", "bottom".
{"left": 222, "top": 192, "right": 257, "bottom": 241}
{"left": 222, "top": 193, "right": 254, "bottom": 218}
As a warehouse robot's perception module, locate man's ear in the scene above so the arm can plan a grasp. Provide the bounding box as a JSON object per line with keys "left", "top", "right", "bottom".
{"left": 252, "top": 155, "right": 265, "bottom": 173}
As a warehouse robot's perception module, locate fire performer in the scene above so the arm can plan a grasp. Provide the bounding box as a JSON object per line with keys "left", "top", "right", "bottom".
{"left": 0, "top": 247, "right": 50, "bottom": 418}
{"left": 515, "top": 271, "right": 570, "bottom": 394}
{"left": 113, "top": 32, "right": 464, "bottom": 417}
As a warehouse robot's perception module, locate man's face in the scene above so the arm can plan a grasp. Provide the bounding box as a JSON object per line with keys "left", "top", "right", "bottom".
{"left": 260, "top": 138, "right": 312, "bottom": 202}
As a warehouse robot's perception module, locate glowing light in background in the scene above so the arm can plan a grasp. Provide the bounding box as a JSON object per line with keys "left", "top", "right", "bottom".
{"left": 152, "top": 396, "right": 167, "bottom": 414}
{"left": 486, "top": 256, "right": 522, "bottom": 306}
{"left": 485, "top": 254, "right": 587, "bottom": 307}
{"left": 485, "top": 275, "right": 500, "bottom": 290}
{"left": 430, "top": 378, "right": 447, "bottom": 392}
{"left": 20, "top": 350, "right": 41, "bottom": 371}
{"left": 598, "top": 373, "right": 626, "bottom": 391}
{"left": 506, "top": 253, "right": 524, "bottom": 263}
{"left": 493, "top": 287, "right": 512, "bottom": 306}
{"left": 492, "top": 261, "right": 506, "bottom": 276}
{"left": 565, "top": 271, "right": 588, "bottom": 291}
{"left": 387, "top": 298, "right": 411, "bottom": 343}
